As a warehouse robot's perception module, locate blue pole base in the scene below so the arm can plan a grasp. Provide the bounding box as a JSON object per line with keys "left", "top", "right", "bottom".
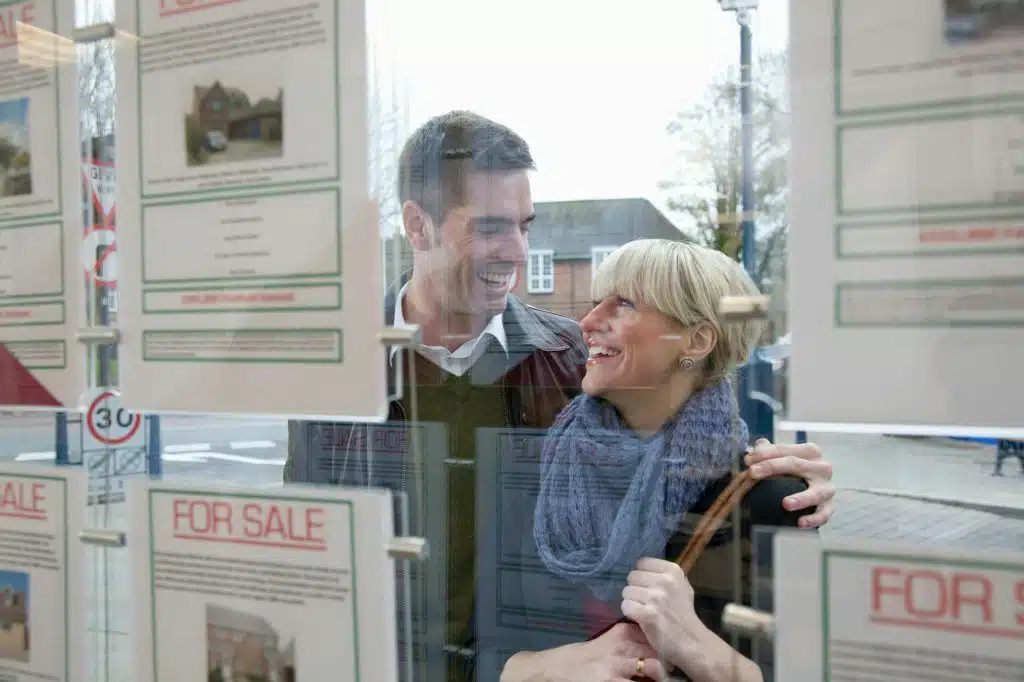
{"left": 54, "top": 412, "right": 70, "bottom": 466}
{"left": 147, "top": 415, "right": 162, "bottom": 478}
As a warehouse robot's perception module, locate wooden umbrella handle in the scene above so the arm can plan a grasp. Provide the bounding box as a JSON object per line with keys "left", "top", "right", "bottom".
{"left": 675, "top": 469, "right": 756, "bottom": 572}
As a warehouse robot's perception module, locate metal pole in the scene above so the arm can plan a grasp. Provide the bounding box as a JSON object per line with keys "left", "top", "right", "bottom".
{"left": 147, "top": 415, "right": 163, "bottom": 477}
{"left": 54, "top": 412, "right": 69, "bottom": 465}
{"left": 739, "top": 12, "right": 755, "bottom": 279}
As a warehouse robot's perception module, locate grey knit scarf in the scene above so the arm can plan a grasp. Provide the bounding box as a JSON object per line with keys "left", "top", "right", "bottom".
{"left": 533, "top": 378, "right": 746, "bottom": 602}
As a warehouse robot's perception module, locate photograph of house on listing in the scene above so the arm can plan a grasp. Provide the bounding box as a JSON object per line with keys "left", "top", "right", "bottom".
{"left": 206, "top": 603, "right": 295, "bottom": 682}
{"left": 0, "top": 97, "right": 32, "bottom": 199}
{"left": 0, "top": 570, "right": 29, "bottom": 663}
{"left": 185, "top": 79, "right": 283, "bottom": 168}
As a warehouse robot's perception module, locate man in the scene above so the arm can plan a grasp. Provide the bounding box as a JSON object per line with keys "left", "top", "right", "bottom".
{"left": 285, "top": 110, "right": 836, "bottom": 681}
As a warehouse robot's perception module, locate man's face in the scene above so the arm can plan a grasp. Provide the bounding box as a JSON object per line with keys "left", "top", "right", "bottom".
{"left": 426, "top": 170, "right": 533, "bottom": 320}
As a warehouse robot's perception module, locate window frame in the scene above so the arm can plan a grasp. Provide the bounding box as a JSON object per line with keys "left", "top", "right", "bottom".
{"left": 527, "top": 249, "right": 554, "bottom": 294}
{"left": 590, "top": 245, "right": 618, "bottom": 276}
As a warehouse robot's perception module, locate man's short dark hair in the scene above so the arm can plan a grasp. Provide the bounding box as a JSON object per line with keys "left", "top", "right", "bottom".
{"left": 398, "top": 110, "right": 536, "bottom": 223}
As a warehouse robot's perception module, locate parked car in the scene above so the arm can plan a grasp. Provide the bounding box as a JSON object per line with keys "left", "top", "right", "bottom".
{"left": 945, "top": 12, "right": 991, "bottom": 41}
{"left": 202, "top": 131, "right": 228, "bottom": 152}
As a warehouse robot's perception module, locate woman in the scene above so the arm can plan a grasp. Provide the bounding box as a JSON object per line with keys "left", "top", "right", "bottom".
{"left": 505, "top": 239, "right": 808, "bottom": 682}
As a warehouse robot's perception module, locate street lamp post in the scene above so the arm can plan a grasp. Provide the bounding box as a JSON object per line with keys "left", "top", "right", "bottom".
{"left": 718, "top": 0, "right": 758, "bottom": 280}
{"left": 718, "top": 1, "right": 778, "bottom": 451}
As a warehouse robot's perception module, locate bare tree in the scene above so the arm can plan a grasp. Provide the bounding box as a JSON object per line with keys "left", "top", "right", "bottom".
{"left": 659, "top": 50, "right": 789, "bottom": 287}
{"left": 369, "top": 105, "right": 404, "bottom": 237}
{"left": 76, "top": 0, "right": 116, "bottom": 141}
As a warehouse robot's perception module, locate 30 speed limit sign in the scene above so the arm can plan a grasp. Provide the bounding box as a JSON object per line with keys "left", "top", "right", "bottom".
{"left": 84, "top": 388, "right": 143, "bottom": 450}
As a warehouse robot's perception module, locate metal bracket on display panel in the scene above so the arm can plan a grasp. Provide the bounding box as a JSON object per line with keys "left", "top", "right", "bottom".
{"left": 722, "top": 604, "right": 775, "bottom": 641}
{"left": 71, "top": 23, "right": 116, "bottom": 44}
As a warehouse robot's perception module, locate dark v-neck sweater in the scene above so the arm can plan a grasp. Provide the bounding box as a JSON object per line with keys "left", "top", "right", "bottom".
{"left": 410, "top": 341, "right": 512, "bottom": 654}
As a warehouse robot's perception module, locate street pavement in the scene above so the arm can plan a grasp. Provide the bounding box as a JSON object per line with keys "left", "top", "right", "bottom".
{"left": 779, "top": 429, "right": 1023, "bottom": 552}
{"left": 778, "top": 429, "right": 1024, "bottom": 512}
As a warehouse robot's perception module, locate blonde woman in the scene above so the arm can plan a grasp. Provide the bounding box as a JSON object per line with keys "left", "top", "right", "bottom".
{"left": 505, "top": 239, "right": 812, "bottom": 682}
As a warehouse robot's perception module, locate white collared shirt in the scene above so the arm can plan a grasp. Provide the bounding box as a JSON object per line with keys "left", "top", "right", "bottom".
{"left": 390, "top": 283, "right": 509, "bottom": 376}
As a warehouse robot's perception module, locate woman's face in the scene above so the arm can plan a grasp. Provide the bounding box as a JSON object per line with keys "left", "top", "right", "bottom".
{"left": 579, "top": 295, "right": 684, "bottom": 398}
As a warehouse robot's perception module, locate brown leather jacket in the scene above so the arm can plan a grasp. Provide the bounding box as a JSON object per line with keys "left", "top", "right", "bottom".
{"left": 283, "top": 287, "right": 588, "bottom": 483}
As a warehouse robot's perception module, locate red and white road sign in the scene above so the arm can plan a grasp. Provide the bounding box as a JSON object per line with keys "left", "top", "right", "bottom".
{"left": 83, "top": 162, "right": 117, "bottom": 288}
{"left": 85, "top": 388, "right": 142, "bottom": 449}
{"left": 83, "top": 225, "right": 117, "bottom": 286}
{"left": 84, "top": 163, "right": 116, "bottom": 218}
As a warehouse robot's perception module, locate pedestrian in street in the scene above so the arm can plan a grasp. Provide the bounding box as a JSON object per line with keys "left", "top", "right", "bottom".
{"left": 284, "top": 110, "right": 837, "bottom": 682}
{"left": 993, "top": 439, "right": 1024, "bottom": 476}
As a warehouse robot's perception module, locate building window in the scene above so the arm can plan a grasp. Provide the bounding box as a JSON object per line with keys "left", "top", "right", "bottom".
{"left": 591, "top": 246, "right": 617, "bottom": 275}
{"left": 527, "top": 249, "right": 554, "bottom": 293}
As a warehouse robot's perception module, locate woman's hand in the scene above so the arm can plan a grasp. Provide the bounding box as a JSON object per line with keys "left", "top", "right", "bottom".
{"left": 745, "top": 438, "right": 836, "bottom": 529}
{"left": 499, "top": 621, "right": 669, "bottom": 682}
{"left": 621, "top": 558, "right": 763, "bottom": 682}
{"left": 621, "top": 558, "right": 707, "bottom": 673}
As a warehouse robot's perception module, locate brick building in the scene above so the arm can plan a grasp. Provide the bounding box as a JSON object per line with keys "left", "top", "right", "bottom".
{"left": 513, "top": 198, "right": 685, "bottom": 319}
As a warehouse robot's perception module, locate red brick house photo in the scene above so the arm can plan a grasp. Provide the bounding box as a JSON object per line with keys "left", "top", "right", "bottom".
{"left": 184, "top": 80, "right": 284, "bottom": 167}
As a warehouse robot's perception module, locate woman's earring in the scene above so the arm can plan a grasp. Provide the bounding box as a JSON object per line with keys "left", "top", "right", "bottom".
{"left": 679, "top": 357, "right": 695, "bottom": 370}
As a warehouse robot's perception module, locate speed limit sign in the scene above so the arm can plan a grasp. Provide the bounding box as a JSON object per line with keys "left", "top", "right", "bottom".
{"left": 84, "top": 388, "right": 143, "bottom": 450}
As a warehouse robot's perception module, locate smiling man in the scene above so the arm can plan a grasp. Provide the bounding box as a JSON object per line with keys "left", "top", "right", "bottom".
{"left": 285, "top": 110, "right": 836, "bottom": 682}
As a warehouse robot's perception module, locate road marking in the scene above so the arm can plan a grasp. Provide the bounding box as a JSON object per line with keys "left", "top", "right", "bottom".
{"left": 161, "top": 452, "right": 214, "bottom": 463}
{"left": 161, "top": 451, "right": 285, "bottom": 466}
{"left": 11, "top": 446, "right": 284, "bottom": 466}
{"left": 15, "top": 451, "right": 55, "bottom": 461}
{"left": 229, "top": 440, "right": 276, "bottom": 450}
{"left": 163, "top": 420, "right": 284, "bottom": 430}
{"left": 164, "top": 443, "right": 211, "bottom": 453}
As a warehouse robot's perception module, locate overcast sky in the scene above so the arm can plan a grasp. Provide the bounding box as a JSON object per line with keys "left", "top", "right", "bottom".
{"left": 382, "top": 0, "right": 790, "bottom": 204}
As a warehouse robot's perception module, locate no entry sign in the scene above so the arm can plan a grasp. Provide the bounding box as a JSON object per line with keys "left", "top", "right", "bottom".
{"left": 83, "top": 161, "right": 117, "bottom": 289}
{"left": 85, "top": 388, "right": 143, "bottom": 449}
{"left": 83, "top": 225, "right": 117, "bottom": 287}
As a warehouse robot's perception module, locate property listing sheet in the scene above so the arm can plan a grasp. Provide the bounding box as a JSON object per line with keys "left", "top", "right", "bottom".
{"left": 115, "top": 0, "right": 388, "bottom": 419}
{"left": 0, "top": 0, "right": 86, "bottom": 410}
{"left": 129, "top": 479, "right": 399, "bottom": 682}
{"left": 0, "top": 464, "right": 86, "bottom": 682}
{"left": 775, "top": 532, "right": 1024, "bottom": 681}
{"left": 787, "top": 0, "right": 1024, "bottom": 435}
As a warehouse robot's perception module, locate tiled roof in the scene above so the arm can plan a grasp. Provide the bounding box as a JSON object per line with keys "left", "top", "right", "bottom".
{"left": 527, "top": 197, "right": 686, "bottom": 258}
